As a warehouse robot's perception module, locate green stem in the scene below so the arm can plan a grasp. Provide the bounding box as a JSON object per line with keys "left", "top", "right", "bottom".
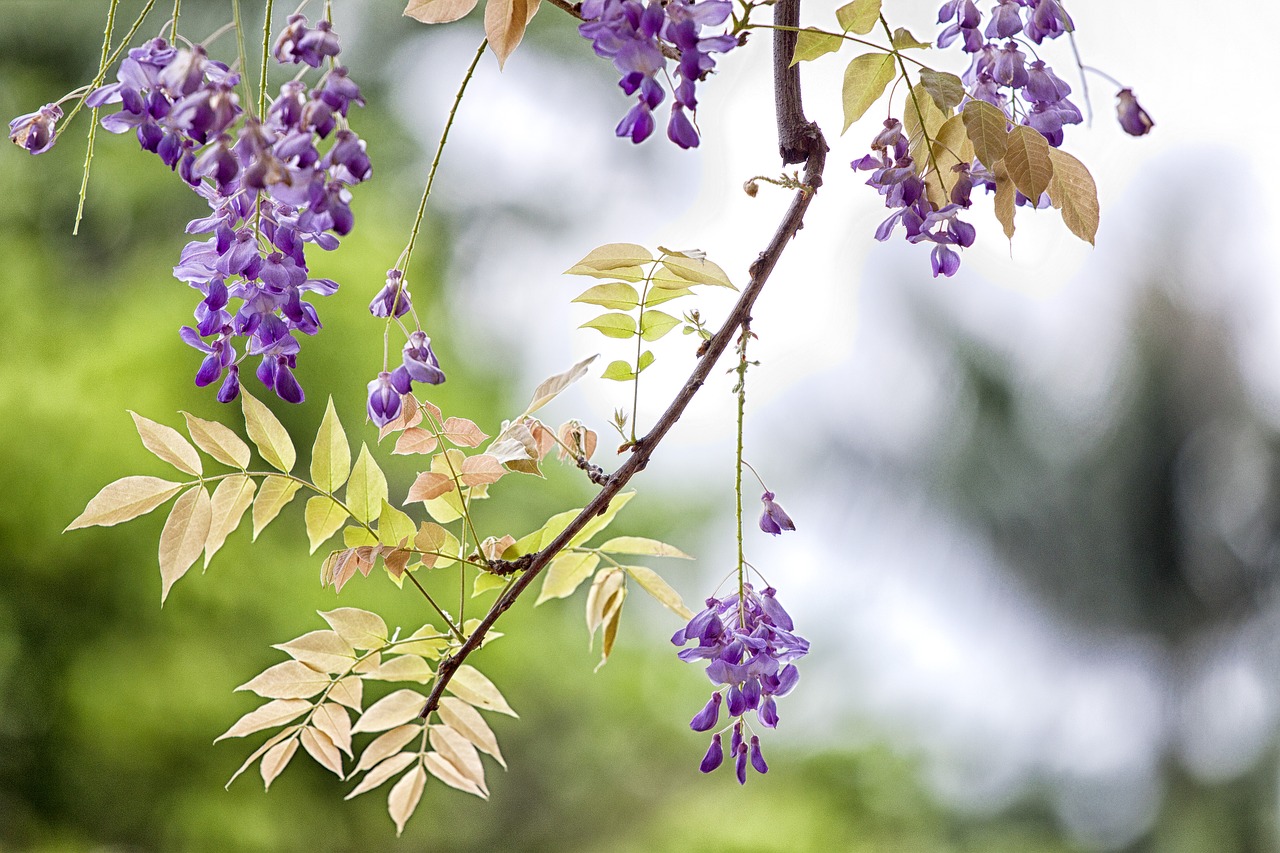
{"left": 72, "top": 0, "right": 122, "bottom": 236}
{"left": 746, "top": 22, "right": 934, "bottom": 70}
{"left": 259, "top": 0, "right": 275, "bottom": 116}
{"left": 734, "top": 321, "right": 749, "bottom": 624}
{"left": 231, "top": 0, "right": 257, "bottom": 119}
{"left": 170, "top": 0, "right": 180, "bottom": 41}
{"left": 878, "top": 14, "right": 949, "bottom": 197}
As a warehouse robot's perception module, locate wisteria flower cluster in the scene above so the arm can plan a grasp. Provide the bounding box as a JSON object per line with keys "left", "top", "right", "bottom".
{"left": 82, "top": 16, "right": 368, "bottom": 404}
{"left": 673, "top": 583, "right": 809, "bottom": 783}
{"left": 579, "top": 0, "right": 737, "bottom": 148}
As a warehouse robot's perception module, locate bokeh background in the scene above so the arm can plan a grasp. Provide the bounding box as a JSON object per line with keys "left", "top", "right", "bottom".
{"left": 4, "top": 0, "right": 1279, "bottom": 850}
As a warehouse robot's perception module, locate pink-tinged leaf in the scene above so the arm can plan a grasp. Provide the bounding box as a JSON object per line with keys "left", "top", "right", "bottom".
{"left": 393, "top": 428, "right": 439, "bottom": 456}
{"left": 388, "top": 764, "right": 427, "bottom": 836}
{"left": 404, "top": 0, "right": 480, "bottom": 23}
{"left": 364, "top": 655, "right": 434, "bottom": 684}
{"left": 182, "top": 411, "right": 251, "bottom": 469}
{"left": 484, "top": 0, "right": 540, "bottom": 69}
{"left": 300, "top": 725, "right": 345, "bottom": 776}
{"left": 377, "top": 392, "right": 423, "bottom": 441}
{"left": 215, "top": 698, "right": 312, "bottom": 742}
{"left": 159, "top": 486, "right": 213, "bottom": 602}
{"left": 311, "top": 397, "right": 351, "bottom": 493}
{"left": 353, "top": 724, "right": 422, "bottom": 775}
{"left": 406, "top": 471, "right": 455, "bottom": 503}
{"left": 329, "top": 549, "right": 359, "bottom": 593}
{"left": 204, "top": 474, "right": 256, "bottom": 567}
{"left": 240, "top": 391, "right": 296, "bottom": 472}
{"left": 352, "top": 689, "right": 429, "bottom": 734}
{"left": 529, "top": 421, "right": 556, "bottom": 461}
{"left": 423, "top": 751, "right": 485, "bottom": 798}
{"left": 130, "top": 411, "right": 202, "bottom": 476}
{"left": 66, "top": 476, "right": 185, "bottom": 530}
{"left": 236, "top": 660, "right": 330, "bottom": 700}
{"left": 320, "top": 607, "right": 389, "bottom": 650}
{"left": 459, "top": 454, "right": 505, "bottom": 487}
{"left": 438, "top": 697, "right": 506, "bottom": 768}
{"left": 273, "top": 630, "right": 355, "bottom": 674}
{"left": 479, "top": 534, "right": 517, "bottom": 561}
{"left": 441, "top": 417, "right": 488, "bottom": 448}
{"left": 429, "top": 724, "right": 488, "bottom": 795}
{"left": 446, "top": 665, "right": 517, "bottom": 717}
{"left": 347, "top": 751, "right": 417, "bottom": 799}
{"left": 260, "top": 736, "right": 300, "bottom": 790}
{"left": 251, "top": 475, "right": 302, "bottom": 540}
{"left": 333, "top": 547, "right": 377, "bottom": 594}
{"left": 383, "top": 548, "right": 412, "bottom": 579}
{"left": 330, "top": 676, "right": 364, "bottom": 712}
{"left": 224, "top": 727, "right": 296, "bottom": 788}
{"left": 311, "top": 703, "right": 354, "bottom": 757}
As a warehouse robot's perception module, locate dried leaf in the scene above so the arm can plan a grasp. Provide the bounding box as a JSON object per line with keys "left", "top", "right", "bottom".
{"left": 305, "top": 496, "right": 347, "bottom": 554}
{"left": 446, "top": 665, "right": 517, "bottom": 717}
{"left": 182, "top": 411, "right": 252, "bottom": 469}
{"left": 215, "top": 698, "right": 312, "bottom": 741}
{"left": 423, "top": 751, "right": 484, "bottom": 798}
{"left": 66, "top": 476, "right": 184, "bottom": 530}
{"left": 159, "top": 486, "right": 213, "bottom": 602}
{"left": 393, "top": 428, "right": 439, "bottom": 456}
{"left": 353, "top": 724, "right": 421, "bottom": 774}
{"left": 321, "top": 607, "right": 389, "bottom": 650}
{"left": 252, "top": 475, "right": 302, "bottom": 539}
{"left": 624, "top": 565, "right": 694, "bottom": 618}
{"left": 347, "top": 751, "right": 418, "bottom": 799}
{"left": 240, "top": 391, "right": 296, "bottom": 473}
{"left": 429, "top": 725, "right": 487, "bottom": 795}
{"left": 130, "top": 411, "right": 202, "bottom": 476}
{"left": 596, "top": 591, "right": 625, "bottom": 670}
{"left": 301, "top": 725, "right": 345, "bottom": 776}
{"left": 260, "top": 736, "right": 300, "bottom": 789}
{"left": 345, "top": 444, "right": 388, "bottom": 524}
{"left": 441, "top": 417, "right": 488, "bottom": 448}
{"left": 388, "top": 764, "right": 427, "bottom": 836}
{"left": 236, "top": 660, "right": 330, "bottom": 700}
{"left": 273, "top": 630, "right": 355, "bottom": 674}
{"left": 204, "top": 474, "right": 255, "bottom": 567}
{"left": 312, "top": 702, "right": 354, "bottom": 756}
{"left": 364, "top": 655, "right": 434, "bottom": 684}
{"left": 536, "top": 551, "right": 600, "bottom": 604}
{"left": 1046, "top": 147, "right": 1100, "bottom": 245}
{"left": 1004, "top": 124, "right": 1054, "bottom": 202}
{"left": 352, "top": 689, "right": 429, "bottom": 734}
{"left": 404, "top": 0, "right": 480, "bottom": 23}
{"left": 484, "top": 0, "right": 539, "bottom": 69}
{"left": 438, "top": 697, "right": 506, "bottom": 768}
{"left": 586, "top": 568, "right": 625, "bottom": 636}
{"left": 311, "top": 397, "right": 351, "bottom": 493}
{"left": 842, "top": 52, "right": 897, "bottom": 131}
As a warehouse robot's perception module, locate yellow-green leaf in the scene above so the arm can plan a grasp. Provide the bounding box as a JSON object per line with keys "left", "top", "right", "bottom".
{"left": 924, "top": 113, "right": 974, "bottom": 210}
{"left": 572, "top": 282, "right": 639, "bottom": 310}
{"left": 159, "top": 486, "right": 212, "bottom": 602}
{"left": 205, "top": 474, "right": 256, "bottom": 567}
{"left": 624, "top": 565, "right": 694, "bottom": 619}
{"left": 311, "top": 397, "right": 351, "bottom": 493}
{"left": 66, "top": 476, "right": 184, "bottom": 530}
{"left": 536, "top": 551, "right": 600, "bottom": 604}
{"left": 891, "top": 27, "right": 930, "bottom": 49}
{"left": 918, "top": 68, "right": 965, "bottom": 112}
{"left": 378, "top": 500, "right": 416, "bottom": 547}
{"left": 306, "top": 496, "right": 347, "bottom": 554}
{"left": 961, "top": 99, "right": 1010, "bottom": 169}
{"left": 580, "top": 313, "right": 636, "bottom": 339}
{"left": 903, "top": 81, "right": 949, "bottom": 172}
{"left": 842, "top": 52, "right": 897, "bottom": 132}
{"left": 182, "top": 411, "right": 251, "bottom": 469}
{"left": 345, "top": 444, "right": 387, "bottom": 525}
{"left": 473, "top": 572, "right": 506, "bottom": 597}
{"left": 791, "top": 27, "right": 843, "bottom": 65}
{"left": 130, "top": 411, "right": 202, "bottom": 476}
{"left": 1046, "top": 147, "right": 1100, "bottom": 245}
{"left": 835, "top": 0, "right": 880, "bottom": 34}
{"left": 639, "top": 309, "right": 681, "bottom": 341}
{"left": 659, "top": 254, "right": 735, "bottom": 289}
{"left": 601, "top": 360, "right": 638, "bottom": 382}
{"left": 1004, "top": 124, "right": 1054, "bottom": 202}
{"left": 565, "top": 243, "right": 653, "bottom": 278}
{"left": 568, "top": 490, "right": 635, "bottom": 547}
{"left": 598, "top": 536, "right": 692, "bottom": 559}
{"left": 241, "top": 391, "right": 296, "bottom": 473}
{"left": 252, "top": 475, "right": 302, "bottom": 539}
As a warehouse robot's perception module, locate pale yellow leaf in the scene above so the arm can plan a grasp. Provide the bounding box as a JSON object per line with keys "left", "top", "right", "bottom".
{"left": 395, "top": 625, "right": 449, "bottom": 659}
{"left": 312, "top": 702, "right": 354, "bottom": 757}
{"left": 305, "top": 495, "right": 347, "bottom": 554}
{"left": 240, "top": 391, "right": 296, "bottom": 473}
{"left": 429, "top": 725, "right": 487, "bottom": 795}
{"left": 1004, "top": 124, "right": 1054, "bottom": 202}
{"left": 437, "top": 697, "right": 506, "bottom": 768}
{"left": 204, "top": 474, "right": 255, "bottom": 567}
{"left": 586, "top": 568, "right": 624, "bottom": 636}
{"left": 564, "top": 243, "right": 653, "bottom": 277}
{"left": 311, "top": 397, "right": 351, "bottom": 493}
{"left": 423, "top": 751, "right": 485, "bottom": 798}
{"left": 130, "top": 411, "right": 202, "bottom": 476}
{"left": 345, "top": 444, "right": 388, "bottom": 524}
{"left": 1046, "top": 147, "right": 1100, "bottom": 245}
{"left": 961, "top": 98, "right": 1009, "bottom": 169}
{"left": 260, "top": 736, "right": 300, "bottom": 790}
{"left": 567, "top": 490, "right": 635, "bottom": 548}
{"left": 346, "top": 751, "right": 417, "bottom": 799}
{"left": 301, "top": 725, "right": 345, "bottom": 776}
{"left": 224, "top": 727, "right": 295, "bottom": 788}
{"left": 659, "top": 254, "right": 735, "bottom": 289}
{"left": 598, "top": 536, "right": 692, "bottom": 559}
{"left": 536, "top": 551, "right": 600, "bottom": 604}
{"left": 522, "top": 354, "right": 599, "bottom": 417}
{"left": 924, "top": 113, "right": 974, "bottom": 210}
{"left": 330, "top": 675, "right": 364, "bottom": 711}
{"left": 352, "top": 689, "right": 428, "bottom": 734}
{"left": 65, "top": 476, "right": 184, "bottom": 530}
{"left": 159, "top": 486, "right": 213, "bottom": 603}
{"left": 214, "top": 698, "right": 312, "bottom": 741}
{"left": 993, "top": 158, "right": 1016, "bottom": 239}
{"left": 272, "top": 630, "right": 355, "bottom": 674}
{"left": 353, "top": 724, "right": 421, "bottom": 774}
{"left": 624, "top": 565, "right": 694, "bottom": 619}
{"left": 236, "top": 660, "right": 330, "bottom": 700}
{"left": 182, "top": 411, "right": 251, "bottom": 469}
{"left": 446, "top": 665, "right": 517, "bottom": 717}
{"left": 903, "top": 82, "right": 948, "bottom": 173}
{"left": 388, "top": 764, "right": 427, "bottom": 836}
{"left": 251, "top": 475, "right": 302, "bottom": 539}
{"left": 364, "top": 655, "right": 434, "bottom": 684}
{"left": 320, "top": 607, "right": 389, "bottom": 650}
{"left": 404, "top": 0, "right": 480, "bottom": 23}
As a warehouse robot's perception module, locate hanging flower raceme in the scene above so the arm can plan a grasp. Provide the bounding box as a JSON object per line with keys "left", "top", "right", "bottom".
{"left": 673, "top": 583, "right": 809, "bottom": 783}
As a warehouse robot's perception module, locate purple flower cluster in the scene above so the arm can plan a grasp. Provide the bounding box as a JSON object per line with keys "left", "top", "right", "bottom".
{"left": 853, "top": 118, "right": 977, "bottom": 277}
{"left": 579, "top": 0, "right": 736, "bottom": 148}
{"left": 673, "top": 583, "right": 809, "bottom": 783}
{"left": 80, "top": 16, "right": 367, "bottom": 404}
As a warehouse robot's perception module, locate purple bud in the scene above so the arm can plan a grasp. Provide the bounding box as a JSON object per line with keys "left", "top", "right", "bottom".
{"left": 1116, "top": 88, "right": 1154, "bottom": 137}
{"left": 9, "top": 103, "right": 63, "bottom": 155}
{"left": 759, "top": 696, "right": 779, "bottom": 728}
{"left": 217, "top": 364, "right": 241, "bottom": 403}
{"left": 369, "top": 271, "right": 411, "bottom": 318}
{"left": 735, "top": 742, "right": 748, "bottom": 784}
{"left": 759, "top": 491, "right": 796, "bottom": 536}
{"left": 749, "top": 736, "right": 768, "bottom": 774}
{"left": 667, "top": 105, "right": 700, "bottom": 149}
{"left": 402, "top": 331, "right": 446, "bottom": 385}
{"left": 699, "top": 734, "right": 723, "bottom": 772}
{"left": 690, "top": 692, "right": 722, "bottom": 731}
{"left": 367, "top": 371, "right": 402, "bottom": 427}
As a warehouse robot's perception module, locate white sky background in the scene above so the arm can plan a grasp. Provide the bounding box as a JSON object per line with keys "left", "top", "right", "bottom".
{"left": 340, "top": 0, "right": 1280, "bottom": 847}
